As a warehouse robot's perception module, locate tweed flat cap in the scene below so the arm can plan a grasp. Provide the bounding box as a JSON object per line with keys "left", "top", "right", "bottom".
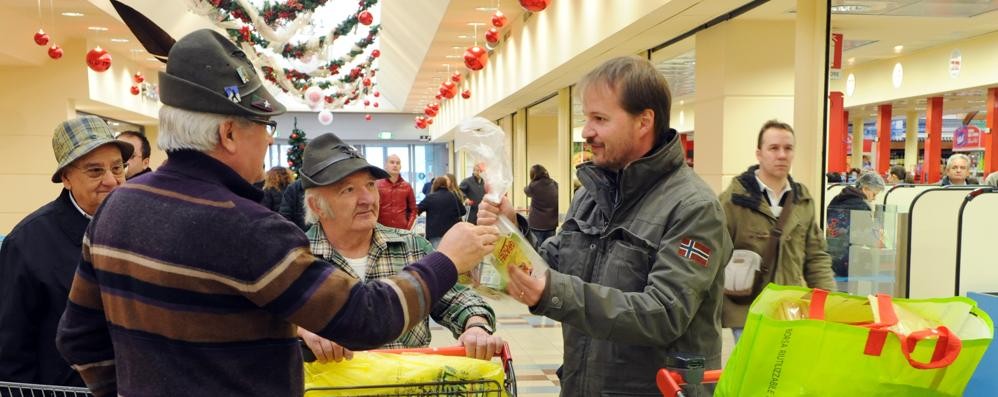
{"left": 51, "top": 116, "right": 134, "bottom": 183}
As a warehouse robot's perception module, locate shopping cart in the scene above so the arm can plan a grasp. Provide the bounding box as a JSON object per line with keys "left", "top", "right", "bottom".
{"left": 0, "top": 381, "right": 92, "bottom": 397}
{"left": 304, "top": 344, "right": 517, "bottom": 397}
{"left": 655, "top": 353, "right": 721, "bottom": 397}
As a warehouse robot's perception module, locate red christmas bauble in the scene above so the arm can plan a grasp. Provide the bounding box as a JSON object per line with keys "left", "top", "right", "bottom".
{"left": 435, "top": 94, "right": 442, "bottom": 100}
{"left": 373, "top": 91, "right": 380, "bottom": 97}
{"left": 439, "top": 80, "right": 458, "bottom": 99}
{"left": 373, "top": 102, "right": 379, "bottom": 108}
{"left": 362, "top": 77, "right": 372, "bottom": 87}
{"left": 357, "top": 10, "right": 373, "bottom": 26}
{"left": 364, "top": 114, "right": 372, "bottom": 121}
{"left": 462, "top": 89, "right": 471, "bottom": 99}
{"left": 325, "top": 95, "right": 334, "bottom": 103}
{"left": 371, "top": 49, "right": 381, "bottom": 58}
{"left": 288, "top": 161, "right": 294, "bottom": 166}
{"left": 34, "top": 29, "right": 49, "bottom": 46}
{"left": 130, "top": 85, "right": 140, "bottom": 95}
{"left": 485, "top": 27, "right": 500, "bottom": 45}
{"left": 47, "top": 45, "right": 63, "bottom": 59}
{"left": 133, "top": 72, "right": 144, "bottom": 84}
{"left": 451, "top": 71, "right": 462, "bottom": 83}
{"left": 519, "top": 0, "right": 551, "bottom": 12}
{"left": 491, "top": 11, "right": 508, "bottom": 28}
{"left": 424, "top": 106, "right": 437, "bottom": 117}
{"left": 363, "top": 99, "right": 370, "bottom": 106}
{"left": 430, "top": 103, "right": 440, "bottom": 111}
{"left": 86, "top": 46, "right": 112, "bottom": 72}
{"left": 463, "top": 46, "right": 488, "bottom": 71}
{"left": 416, "top": 120, "right": 427, "bottom": 129}
{"left": 426, "top": 118, "right": 433, "bottom": 125}
{"left": 291, "top": 133, "right": 298, "bottom": 139}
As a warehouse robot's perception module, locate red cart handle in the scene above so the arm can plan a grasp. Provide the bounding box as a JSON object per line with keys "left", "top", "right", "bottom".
{"left": 656, "top": 368, "right": 722, "bottom": 397}
{"left": 375, "top": 343, "right": 512, "bottom": 363}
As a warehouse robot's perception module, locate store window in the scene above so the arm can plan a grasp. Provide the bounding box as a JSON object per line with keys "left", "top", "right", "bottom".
{"left": 569, "top": 85, "right": 589, "bottom": 198}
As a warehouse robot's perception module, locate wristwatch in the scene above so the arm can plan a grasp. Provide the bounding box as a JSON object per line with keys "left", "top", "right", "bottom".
{"left": 465, "top": 322, "right": 494, "bottom": 335}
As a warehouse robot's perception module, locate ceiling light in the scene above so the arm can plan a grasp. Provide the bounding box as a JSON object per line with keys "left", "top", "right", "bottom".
{"left": 88, "top": 26, "right": 109, "bottom": 32}
{"left": 830, "top": 5, "right": 870, "bottom": 13}
{"left": 893, "top": 45, "right": 903, "bottom": 54}
{"left": 110, "top": 38, "right": 130, "bottom": 43}
{"left": 457, "top": 35, "right": 471, "bottom": 39}
{"left": 146, "top": 57, "right": 158, "bottom": 61}
{"left": 467, "top": 22, "right": 486, "bottom": 26}
{"left": 451, "top": 46, "right": 463, "bottom": 50}
{"left": 445, "top": 55, "right": 462, "bottom": 59}
{"left": 475, "top": 7, "right": 498, "bottom": 12}
{"left": 847, "top": 57, "right": 855, "bottom": 65}
{"left": 61, "top": 12, "right": 84, "bottom": 17}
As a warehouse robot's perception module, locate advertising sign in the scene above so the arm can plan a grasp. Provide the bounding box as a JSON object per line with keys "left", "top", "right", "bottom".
{"left": 953, "top": 124, "right": 982, "bottom": 152}
{"left": 830, "top": 33, "right": 843, "bottom": 80}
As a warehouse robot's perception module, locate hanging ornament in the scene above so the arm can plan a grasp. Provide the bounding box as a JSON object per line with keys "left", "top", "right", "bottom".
{"left": 304, "top": 86, "right": 323, "bottom": 105}
{"left": 424, "top": 105, "right": 437, "bottom": 117}
{"left": 357, "top": 10, "right": 374, "bottom": 26}
{"left": 133, "top": 72, "right": 145, "bottom": 84}
{"left": 519, "top": 0, "right": 551, "bottom": 12}
{"left": 491, "top": 11, "right": 508, "bottom": 28}
{"left": 463, "top": 46, "right": 488, "bottom": 71}
{"left": 363, "top": 99, "right": 370, "bottom": 106}
{"left": 86, "top": 47, "right": 112, "bottom": 72}
{"left": 451, "top": 71, "right": 462, "bottom": 83}
{"left": 416, "top": 120, "right": 427, "bottom": 129}
{"left": 485, "top": 27, "right": 500, "bottom": 45}
{"left": 33, "top": 29, "right": 49, "bottom": 46}
{"left": 130, "top": 85, "right": 140, "bottom": 95}
{"left": 318, "top": 110, "right": 334, "bottom": 125}
{"left": 47, "top": 44, "right": 63, "bottom": 59}
{"left": 426, "top": 118, "right": 433, "bottom": 125}
{"left": 362, "top": 77, "right": 372, "bottom": 87}
{"left": 373, "top": 91, "right": 380, "bottom": 97}
{"left": 439, "top": 80, "right": 458, "bottom": 99}
{"left": 462, "top": 89, "right": 472, "bottom": 99}
{"left": 373, "top": 102, "right": 379, "bottom": 108}
{"left": 371, "top": 49, "right": 381, "bottom": 58}
{"left": 364, "top": 114, "right": 372, "bottom": 121}
{"left": 430, "top": 103, "right": 440, "bottom": 111}
{"left": 324, "top": 96, "right": 334, "bottom": 104}
{"left": 435, "top": 94, "right": 442, "bottom": 100}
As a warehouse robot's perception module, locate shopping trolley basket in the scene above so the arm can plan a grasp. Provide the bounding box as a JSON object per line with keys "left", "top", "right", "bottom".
{"left": 304, "top": 344, "right": 517, "bottom": 397}
{"left": 0, "top": 381, "right": 92, "bottom": 397}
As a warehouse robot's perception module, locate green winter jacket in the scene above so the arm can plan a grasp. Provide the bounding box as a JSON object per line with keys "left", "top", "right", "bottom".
{"left": 532, "top": 130, "right": 731, "bottom": 396}
{"left": 718, "top": 166, "right": 836, "bottom": 328}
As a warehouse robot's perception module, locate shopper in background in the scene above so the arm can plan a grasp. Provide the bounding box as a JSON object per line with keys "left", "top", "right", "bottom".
{"left": 116, "top": 130, "right": 153, "bottom": 179}
{"left": 418, "top": 176, "right": 467, "bottom": 248}
{"left": 0, "top": 116, "right": 132, "bottom": 387}
{"left": 718, "top": 120, "right": 835, "bottom": 341}
{"left": 376, "top": 154, "right": 418, "bottom": 229}
{"left": 280, "top": 178, "right": 307, "bottom": 230}
{"left": 261, "top": 166, "right": 292, "bottom": 212}
{"left": 940, "top": 153, "right": 971, "bottom": 186}
{"left": 479, "top": 56, "right": 730, "bottom": 396}
{"left": 826, "top": 172, "right": 886, "bottom": 277}
{"left": 299, "top": 137, "right": 499, "bottom": 360}
{"left": 985, "top": 171, "right": 998, "bottom": 188}
{"left": 459, "top": 163, "right": 486, "bottom": 224}
{"left": 55, "top": 29, "right": 498, "bottom": 397}
{"left": 886, "top": 165, "right": 907, "bottom": 184}
{"left": 523, "top": 164, "right": 559, "bottom": 249}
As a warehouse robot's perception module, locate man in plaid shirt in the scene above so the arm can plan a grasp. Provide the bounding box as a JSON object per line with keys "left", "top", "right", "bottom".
{"left": 296, "top": 133, "right": 502, "bottom": 361}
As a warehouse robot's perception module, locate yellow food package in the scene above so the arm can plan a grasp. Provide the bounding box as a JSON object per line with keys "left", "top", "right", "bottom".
{"left": 484, "top": 233, "right": 534, "bottom": 291}
{"left": 304, "top": 352, "right": 508, "bottom": 396}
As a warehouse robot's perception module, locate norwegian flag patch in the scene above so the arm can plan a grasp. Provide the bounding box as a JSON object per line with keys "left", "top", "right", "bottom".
{"left": 678, "top": 237, "right": 712, "bottom": 267}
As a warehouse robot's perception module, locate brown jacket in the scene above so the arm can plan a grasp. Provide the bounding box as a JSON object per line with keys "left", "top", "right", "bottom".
{"left": 718, "top": 166, "right": 835, "bottom": 327}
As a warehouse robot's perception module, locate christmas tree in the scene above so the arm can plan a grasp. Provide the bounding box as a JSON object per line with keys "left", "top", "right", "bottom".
{"left": 286, "top": 117, "right": 307, "bottom": 178}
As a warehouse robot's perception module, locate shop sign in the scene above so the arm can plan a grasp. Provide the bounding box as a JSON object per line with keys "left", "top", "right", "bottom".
{"left": 949, "top": 49, "right": 961, "bottom": 78}
{"left": 830, "top": 33, "right": 843, "bottom": 80}
{"left": 953, "top": 124, "right": 982, "bottom": 151}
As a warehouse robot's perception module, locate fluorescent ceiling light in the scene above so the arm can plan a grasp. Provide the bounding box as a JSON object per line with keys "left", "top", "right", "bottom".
{"left": 475, "top": 7, "right": 498, "bottom": 12}
{"left": 893, "top": 45, "right": 904, "bottom": 54}
{"left": 830, "top": 5, "right": 870, "bottom": 13}
{"left": 110, "top": 38, "right": 130, "bottom": 43}
{"left": 88, "top": 26, "right": 109, "bottom": 31}
{"left": 61, "top": 12, "right": 84, "bottom": 17}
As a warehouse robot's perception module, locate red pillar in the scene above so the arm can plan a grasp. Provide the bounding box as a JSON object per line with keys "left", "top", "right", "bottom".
{"left": 828, "top": 92, "right": 847, "bottom": 173}
{"left": 876, "top": 104, "right": 892, "bottom": 174}
{"left": 924, "top": 97, "right": 944, "bottom": 183}
{"left": 985, "top": 87, "right": 998, "bottom": 174}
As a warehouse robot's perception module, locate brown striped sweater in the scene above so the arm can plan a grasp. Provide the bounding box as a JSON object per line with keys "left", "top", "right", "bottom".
{"left": 55, "top": 150, "right": 457, "bottom": 396}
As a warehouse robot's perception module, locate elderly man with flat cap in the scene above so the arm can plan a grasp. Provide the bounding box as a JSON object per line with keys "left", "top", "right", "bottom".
{"left": 55, "top": 29, "right": 499, "bottom": 397}
{"left": 297, "top": 133, "right": 503, "bottom": 362}
{"left": 0, "top": 116, "right": 132, "bottom": 387}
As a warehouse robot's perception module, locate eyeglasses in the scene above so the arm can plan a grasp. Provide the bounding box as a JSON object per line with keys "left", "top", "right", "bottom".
{"left": 246, "top": 117, "right": 278, "bottom": 137}
{"left": 73, "top": 162, "right": 128, "bottom": 180}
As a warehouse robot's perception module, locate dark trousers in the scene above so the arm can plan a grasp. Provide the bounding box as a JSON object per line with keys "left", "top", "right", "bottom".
{"left": 529, "top": 228, "right": 556, "bottom": 250}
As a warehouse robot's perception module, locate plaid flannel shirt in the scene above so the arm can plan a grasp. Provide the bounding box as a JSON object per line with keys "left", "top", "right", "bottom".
{"left": 307, "top": 223, "right": 495, "bottom": 349}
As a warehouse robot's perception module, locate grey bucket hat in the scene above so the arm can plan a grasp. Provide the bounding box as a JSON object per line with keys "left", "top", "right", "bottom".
{"left": 159, "top": 29, "right": 285, "bottom": 117}
{"left": 301, "top": 133, "right": 389, "bottom": 189}
{"left": 51, "top": 116, "right": 134, "bottom": 183}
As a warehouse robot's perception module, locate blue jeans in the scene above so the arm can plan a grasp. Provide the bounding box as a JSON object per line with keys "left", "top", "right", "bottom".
{"left": 428, "top": 237, "right": 442, "bottom": 249}
{"left": 731, "top": 327, "right": 744, "bottom": 343}
{"left": 529, "top": 229, "right": 556, "bottom": 250}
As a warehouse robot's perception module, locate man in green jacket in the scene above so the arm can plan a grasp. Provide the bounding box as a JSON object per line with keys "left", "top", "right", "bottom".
{"left": 718, "top": 120, "right": 836, "bottom": 341}
{"left": 480, "top": 56, "right": 731, "bottom": 396}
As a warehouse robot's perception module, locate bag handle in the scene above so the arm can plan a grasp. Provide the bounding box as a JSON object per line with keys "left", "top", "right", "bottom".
{"left": 808, "top": 290, "right": 898, "bottom": 329}
{"left": 901, "top": 326, "right": 962, "bottom": 369}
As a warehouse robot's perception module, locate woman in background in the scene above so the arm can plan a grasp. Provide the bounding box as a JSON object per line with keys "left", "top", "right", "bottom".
{"left": 261, "top": 166, "right": 292, "bottom": 212}
{"left": 417, "top": 176, "right": 466, "bottom": 248}
{"left": 524, "top": 164, "right": 559, "bottom": 250}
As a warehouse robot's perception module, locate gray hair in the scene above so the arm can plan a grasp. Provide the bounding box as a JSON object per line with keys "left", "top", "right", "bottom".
{"left": 945, "top": 153, "right": 971, "bottom": 171}
{"left": 303, "top": 188, "right": 333, "bottom": 225}
{"left": 158, "top": 105, "right": 247, "bottom": 152}
{"left": 985, "top": 172, "right": 998, "bottom": 188}
{"left": 856, "top": 172, "right": 886, "bottom": 192}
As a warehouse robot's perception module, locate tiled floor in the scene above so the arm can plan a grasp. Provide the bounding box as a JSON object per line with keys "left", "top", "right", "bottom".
{"left": 428, "top": 293, "right": 737, "bottom": 397}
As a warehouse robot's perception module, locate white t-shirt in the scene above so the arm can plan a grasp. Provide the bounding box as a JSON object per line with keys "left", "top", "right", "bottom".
{"left": 344, "top": 256, "right": 369, "bottom": 280}
{"left": 754, "top": 172, "right": 791, "bottom": 218}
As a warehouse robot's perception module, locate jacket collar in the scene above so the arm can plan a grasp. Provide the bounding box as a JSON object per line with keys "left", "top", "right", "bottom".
{"left": 306, "top": 223, "right": 404, "bottom": 278}
{"left": 54, "top": 189, "right": 91, "bottom": 247}
{"left": 731, "top": 165, "right": 809, "bottom": 211}
{"left": 577, "top": 128, "right": 683, "bottom": 213}
{"left": 159, "top": 150, "right": 263, "bottom": 202}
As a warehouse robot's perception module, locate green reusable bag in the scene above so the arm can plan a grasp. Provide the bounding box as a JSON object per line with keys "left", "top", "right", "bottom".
{"left": 716, "top": 285, "right": 994, "bottom": 396}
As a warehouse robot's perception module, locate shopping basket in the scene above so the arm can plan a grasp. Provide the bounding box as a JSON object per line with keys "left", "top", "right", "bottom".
{"left": 304, "top": 344, "right": 517, "bottom": 397}
{"left": 0, "top": 381, "right": 92, "bottom": 397}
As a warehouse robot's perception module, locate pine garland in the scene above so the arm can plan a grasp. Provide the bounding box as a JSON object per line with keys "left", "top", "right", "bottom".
{"left": 286, "top": 117, "right": 307, "bottom": 178}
